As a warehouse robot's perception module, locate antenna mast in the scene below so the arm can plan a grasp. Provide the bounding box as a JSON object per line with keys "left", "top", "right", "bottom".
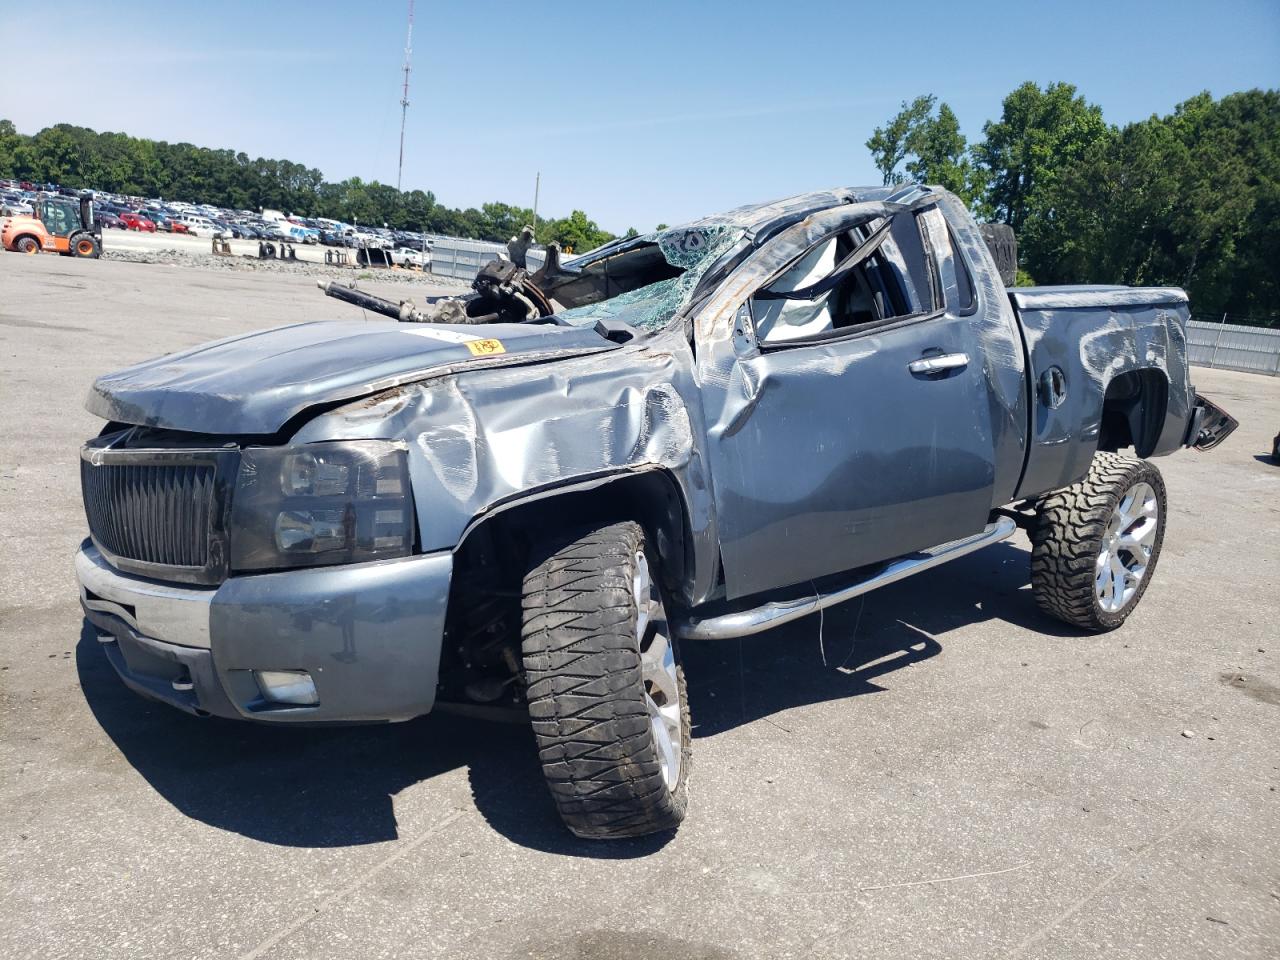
{"left": 396, "top": 0, "right": 414, "bottom": 192}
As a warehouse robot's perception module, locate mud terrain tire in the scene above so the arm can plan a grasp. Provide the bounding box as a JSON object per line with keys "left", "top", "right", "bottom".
{"left": 521, "top": 521, "right": 690, "bottom": 839}
{"left": 1031, "top": 452, "right": 1167, "bottom": 632}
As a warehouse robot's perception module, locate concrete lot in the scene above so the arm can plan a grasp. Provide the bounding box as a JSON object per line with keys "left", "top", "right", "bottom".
{"left": 1, "top": 252, "right": 1277, "bottom": 960}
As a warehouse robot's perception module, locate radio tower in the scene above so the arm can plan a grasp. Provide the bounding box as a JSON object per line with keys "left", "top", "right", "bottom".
{"left": 396, "top": 0, "right": 414, "bottom": 192}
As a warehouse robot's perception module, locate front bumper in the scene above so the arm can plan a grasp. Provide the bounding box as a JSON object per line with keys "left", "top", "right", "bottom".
{"left": 76, "top": 540, "right": 452, "bottom": 723}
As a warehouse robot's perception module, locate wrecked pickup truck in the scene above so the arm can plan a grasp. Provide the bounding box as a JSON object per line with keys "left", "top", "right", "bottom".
{"left": 77, "top": 184, "right": 1235, "bottom": 839}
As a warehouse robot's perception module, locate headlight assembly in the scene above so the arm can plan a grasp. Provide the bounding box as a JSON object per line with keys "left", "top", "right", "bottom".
{"left": 230, "top": 440, "right": 415, "bottom": 572}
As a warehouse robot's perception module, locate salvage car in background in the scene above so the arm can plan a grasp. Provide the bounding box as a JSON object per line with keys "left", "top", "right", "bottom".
{"left": 76, "top": 184, "right": 1234, "bottom": 839}
{"left": 118, "top": 212, "right": 155, "bottom": 232}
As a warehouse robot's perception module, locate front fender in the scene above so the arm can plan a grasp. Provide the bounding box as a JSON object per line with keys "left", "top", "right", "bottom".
{"left": 292, "top": 331, "right": 722, "bottom": 606}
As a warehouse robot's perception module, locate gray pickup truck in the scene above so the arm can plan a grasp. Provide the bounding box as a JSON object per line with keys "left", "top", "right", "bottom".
{"left": 77, "top": 184, "right": 1235, "bottom": 839}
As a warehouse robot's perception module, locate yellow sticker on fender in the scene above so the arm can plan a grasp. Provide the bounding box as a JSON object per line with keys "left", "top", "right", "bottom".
{"left": 465, "top": 338, "right": 506, "bottom": 357}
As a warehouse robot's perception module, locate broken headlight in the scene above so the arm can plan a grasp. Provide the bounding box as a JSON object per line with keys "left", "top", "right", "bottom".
{"left": 230, "top": 441, "right": 415, "bottom": 572}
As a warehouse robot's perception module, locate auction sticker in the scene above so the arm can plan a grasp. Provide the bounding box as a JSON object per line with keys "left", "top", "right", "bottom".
{"left": 465, "top": 339, "right": 506, "bottom": 356}
{"left": 399, "top": 326, "right": 506, "bottom": 357}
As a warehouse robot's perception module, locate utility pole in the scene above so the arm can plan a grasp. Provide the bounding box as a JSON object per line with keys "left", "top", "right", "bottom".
{"left": 532, "top": 171, "right": 540, "bottom": 241}
{"left": 396, "top": 0, "right": 414, "bottom": 193}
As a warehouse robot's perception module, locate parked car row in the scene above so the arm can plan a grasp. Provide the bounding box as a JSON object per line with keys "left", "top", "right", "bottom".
{"left": 1, "top": 179, "right": 436, "bottom": 263}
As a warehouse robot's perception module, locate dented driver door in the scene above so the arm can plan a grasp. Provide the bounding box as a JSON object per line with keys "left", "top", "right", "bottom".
{"left": 699, "top": 206, "right": 1000, "bottom": 600}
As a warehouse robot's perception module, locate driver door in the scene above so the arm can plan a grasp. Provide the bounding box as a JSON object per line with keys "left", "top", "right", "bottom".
{"left": 702, "top": 206, "right": 999, "bottom": 599}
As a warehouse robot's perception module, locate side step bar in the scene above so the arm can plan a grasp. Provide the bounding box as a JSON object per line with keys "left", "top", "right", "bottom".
{"left": 674, "top": 516, "right": 1018, "bottom": 641}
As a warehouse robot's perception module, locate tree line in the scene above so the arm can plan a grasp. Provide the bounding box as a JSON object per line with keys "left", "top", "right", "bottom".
{"left": 0, "top": 120, "right": 620, "bottom": 252}
{"left": 3, "top": 84, "right": 1276, "bottom": 322}
{"left": 868, "top": 85, "right": 1278, "bottom": 325}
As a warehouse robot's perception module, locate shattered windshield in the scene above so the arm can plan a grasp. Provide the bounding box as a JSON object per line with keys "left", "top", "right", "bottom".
{"left": 555, "top": 224, "right": 745, "bottom": 331}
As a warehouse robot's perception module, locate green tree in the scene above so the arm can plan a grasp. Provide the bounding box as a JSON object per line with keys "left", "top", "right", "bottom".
{"left": 866, "top": 95, "right": 935, "bottom": 185}
{"left": 1042, "top": 89, "right": 1277, "bottom": 322}
{"left": 0, "top": 119, "right": 18, "bottom": 177}
{"left": 867, "top": 96, "right": 979, "bottom": 204}
{"left": 540, "top": 209, "right": 614, "bottom": 252}
{"left": 972, "top": 81, "right": 1109, "bottom": 232}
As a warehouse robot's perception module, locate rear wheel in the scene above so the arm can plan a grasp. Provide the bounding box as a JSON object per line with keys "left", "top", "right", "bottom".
{"left": 521, "top": 521, "right": 690, "bottom": 838}
{"left": 15, "top": 236, "right": 40, "bottom": 254}
{"left": 72, "top": 235, "right": 101, "bottom": 259}
{"left": 1031, "top": 452, "right": 1166, "bottom": 631}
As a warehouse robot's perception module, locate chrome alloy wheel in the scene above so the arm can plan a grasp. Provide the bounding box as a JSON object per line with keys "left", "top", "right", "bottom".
{"left": 1095, "top": 481, "right": 1159, "bottom": 613}
{"left": 634, "top": 548, "right": 682, "bottom": 791}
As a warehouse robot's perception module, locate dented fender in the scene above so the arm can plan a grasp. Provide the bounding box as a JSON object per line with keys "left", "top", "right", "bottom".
{"left": 293, "top": 325, "right": 722, "bottom": 606}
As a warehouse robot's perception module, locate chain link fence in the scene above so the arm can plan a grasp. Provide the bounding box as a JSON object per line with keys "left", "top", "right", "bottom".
{"left": 1187, "top": 314, "right": 1280, "bottom": 376}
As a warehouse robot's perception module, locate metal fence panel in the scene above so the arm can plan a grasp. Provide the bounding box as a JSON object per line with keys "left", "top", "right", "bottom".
{"left": 427, "top": 237, "right": 552, "bottom": 281}
{"left": 1187, "top": 319, "right": 1280, "bottom": 376}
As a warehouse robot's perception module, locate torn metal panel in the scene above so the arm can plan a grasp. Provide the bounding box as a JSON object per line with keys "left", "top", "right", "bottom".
{"left": 293, "top": 324, "right": 723, "bottom": 607}
{"left": 1014, "top": 297, "right": 1192, "bottom": 497}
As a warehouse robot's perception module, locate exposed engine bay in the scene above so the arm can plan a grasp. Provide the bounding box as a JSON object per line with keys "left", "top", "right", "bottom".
{"left": 319, "top": 225, "right": 686, "bottom": 328}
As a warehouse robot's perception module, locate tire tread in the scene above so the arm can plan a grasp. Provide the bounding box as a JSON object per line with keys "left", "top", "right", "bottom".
{"left": 521, "top": 521, "right": 689, "bottom": 839}
{"left": 1030, "top": 452, "right": 1166, "bottom": 631}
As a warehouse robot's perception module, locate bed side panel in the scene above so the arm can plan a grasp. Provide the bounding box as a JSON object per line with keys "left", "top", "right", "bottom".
{"left": 1013, "top": 294, "right": 1190, "bottom": 499}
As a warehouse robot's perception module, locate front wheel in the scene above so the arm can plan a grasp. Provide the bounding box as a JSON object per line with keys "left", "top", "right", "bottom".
{"left": 72, "top": 235, "right": 102, "bottom": 258}
{"left": 1031, "top": 452, "right": 1167, "bottom": 631}
{"left": 521, "top": 521, "right": 690, "bottom": 839}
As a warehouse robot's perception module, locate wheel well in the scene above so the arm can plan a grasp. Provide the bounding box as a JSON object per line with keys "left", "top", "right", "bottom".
{"left": 1098, "top": 369, "right": 1168, "bottom": 457}
{"left": 12, "top": 233, "right": 42, "bottom": 249}
{"left": 457, "top": 470, "right": 692, "bottom": 592}
{"left": 437, "top": 471, "right": 694, "bottom": 707}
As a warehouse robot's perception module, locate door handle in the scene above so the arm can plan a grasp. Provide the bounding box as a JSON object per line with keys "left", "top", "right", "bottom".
{"left": 909, "top": 352, "right": 969, "bottom": 375}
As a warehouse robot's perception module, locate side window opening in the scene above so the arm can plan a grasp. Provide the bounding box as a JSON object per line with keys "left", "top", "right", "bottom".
{"left": 752, "top": 210, "right": 939, "bottom": 345}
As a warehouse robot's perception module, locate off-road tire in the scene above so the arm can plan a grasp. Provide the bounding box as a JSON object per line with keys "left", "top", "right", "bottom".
{"left": 72, "top": 235, "right": 102, "bottom": 259}
{"left": 15, "top": 235, "right": 40, "bottom": 254}
{"left": 521, "top": 521, "right": 690, "bottom": 839}
{"left": 1031, "top": 452, "right": 1167, "bottom": 631}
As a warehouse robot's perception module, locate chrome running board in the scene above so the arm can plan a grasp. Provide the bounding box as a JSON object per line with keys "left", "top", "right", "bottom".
{"left": 674, "top": 516, "right": 1017, "bottom": 641}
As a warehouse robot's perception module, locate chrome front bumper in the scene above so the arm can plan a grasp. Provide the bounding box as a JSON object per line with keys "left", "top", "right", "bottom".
{"left": 76, "top": 540, "right": 452, "bottom": 723}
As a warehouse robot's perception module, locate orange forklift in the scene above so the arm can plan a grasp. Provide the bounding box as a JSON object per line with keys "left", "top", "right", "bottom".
{"left": 2, "top": 190, "right": 102, "bottom": 258}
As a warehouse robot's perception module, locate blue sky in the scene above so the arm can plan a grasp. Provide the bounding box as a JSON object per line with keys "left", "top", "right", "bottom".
{"left": 2, "top": 0, "right": 1277, "bottom": 231}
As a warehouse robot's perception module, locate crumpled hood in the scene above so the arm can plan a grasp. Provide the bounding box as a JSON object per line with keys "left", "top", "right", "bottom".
{"left": 86, "top": 319, "right": 616, "bottom": 435}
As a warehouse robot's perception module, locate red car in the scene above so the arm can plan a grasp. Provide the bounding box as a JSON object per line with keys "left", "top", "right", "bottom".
{"left": 118, "top": 212, "right": 156, "bottom": 232}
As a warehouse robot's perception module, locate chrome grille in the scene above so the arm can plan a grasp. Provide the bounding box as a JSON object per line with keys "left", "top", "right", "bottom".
{"left": 80, "top": 446, "right": 235, "bottom": 584}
